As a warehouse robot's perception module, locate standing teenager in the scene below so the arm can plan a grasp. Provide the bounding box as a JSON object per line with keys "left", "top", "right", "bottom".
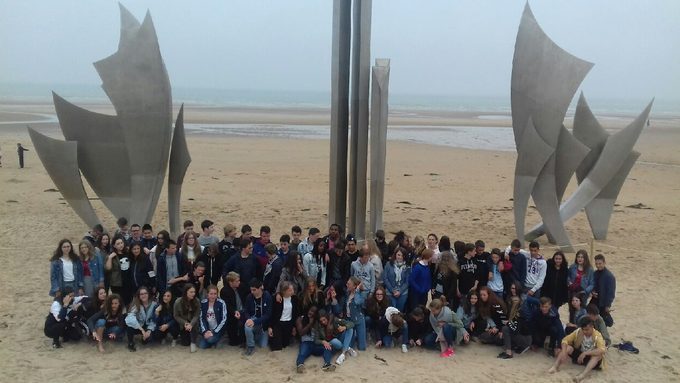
{"left": 50, "top": 239, "right": 84, "bottom": 297}
{"left": 383, "top": 247, "right": 410, "bottom": 312}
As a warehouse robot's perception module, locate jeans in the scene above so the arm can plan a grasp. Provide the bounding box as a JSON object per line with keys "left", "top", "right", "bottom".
{"left": 423, "top": 323, "right": 456, "bottom": 348}
{"left": 328, "top": 328, "right": 355, "bottom": 351}
{"left": 364, "top": 316, "right": 380, "bottom": 343}
{"left": 352, "top": 316, "right": 367, "bottom": 351}
{"left": 389, "top": 293, "right": 408, "bottom": 312}
{"left": 95, "top": 319, "right": 125, "bottom": 341}
{"left": 502, "top": 325, "right": 532, "bottom": 351}
{"left": 379, "top": 318, "right": 409, "bottom": 347}
{"left": 198, "top": 331, "right": 223, "bottom": 349}
{"left": 244, "top": 323, "right": 268, "bottom": 348}
{"left": 296, "top": 341, "right": 332, "bottom": 366}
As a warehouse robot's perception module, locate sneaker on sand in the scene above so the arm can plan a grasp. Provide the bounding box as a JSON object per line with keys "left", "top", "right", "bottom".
{"left": 296, "top": 364, "right": 305, "bottom": 374}
{"left": 401, "top": 344, "right": 408, "bottom": 353}
{"left": 440, "top": 348, "right": 454, "bottom": 358}
{"left": 497, "top": 352, "right": 513, "bottom": 359}
{"left": 322, "top": 363, "right": 336, "bottom": 372}
{"left": 171, "top": 339, "right": 177, "bottom": 347}
{"left": 190, "top": 343, "right": 197, "bottom": 353}
{"left": 348, "top": 348, "right": 358, "bottom": 357}
{"left": 335, "top": 352, "right": 346, "bottom": 365}
{"left": 244, "top": 346, "right": 255, "bottom": 356}
{"left": 127, "top": 343, "right": 137, "bottom": 352}
{"left": 52, "top": 341, "right": 62, "bottom": 349}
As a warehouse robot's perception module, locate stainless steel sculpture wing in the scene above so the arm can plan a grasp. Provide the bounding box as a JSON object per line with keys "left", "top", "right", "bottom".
{"left": 168, "top": 105, "right": 191, "bottom": 237}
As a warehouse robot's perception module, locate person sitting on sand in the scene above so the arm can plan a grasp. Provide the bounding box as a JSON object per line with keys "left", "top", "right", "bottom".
{"left": 198, "top": 285, "right": 227, "bottom": 349}
{"left": 477, "top": 287, "right": 507, "bottom": 346}
{"left": 125, "top": 287, "right": 157, "bottom": 352}
{"left": 407, "top": 306, "right": 433, "bottom": 348}
{"left": 497, "top": 295, "right": 532, "bottom": 359}
{"left": 528, "top": 296, "right": 565, "bottom": 357}
{"left": 565, "top": 292, "right": 588, "bottom": 336}
{"left": 243, "top": 278, "right": 273, "bottom": 355}
{"left": 153, "top": 290, "right": 179, "bottom": 345}
{"left": 584, "top": 304, "right": 611, "bottom": 347}
{"left": 548, "top": 318, "right": 606, "bottom": 382}
{"left": 87, "top": 293, "right": 126, "bottom": 353}
{"left": 173, "top": 284, "right": 200, "bottom": 352}
{"left": 425, "top": 298, "right": 468, "bottom": 358}
{"left": 44, "top": 287, "right": 83, "bottom": 348}
{"left": 331, "top": 276, "right": 367, "bottom": 353}
{"left": 294, "top": 306, "right": 335, "bottom": 373}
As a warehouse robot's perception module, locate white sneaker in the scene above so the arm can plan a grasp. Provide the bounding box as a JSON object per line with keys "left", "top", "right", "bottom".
{"left": 402, "top": 344, "right": 408, "bottom": 353}
{"left": 335, "top": 352, "right": 346, "bottom": 365}
{"left": 348, "top": 348, "right": 358, "bottom": 357}
{"left": 171, "top": 339, "right": 176, "bottom": 347}
{"left": 190, "top": 343, "right": 197, "bottom": 353}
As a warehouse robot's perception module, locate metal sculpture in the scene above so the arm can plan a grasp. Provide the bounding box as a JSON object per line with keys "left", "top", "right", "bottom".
{"left": 29, "top": 4, "right": 190, "bottom": 234}
{"left": 369, "top": 58, "right": 390, "bottom": 236}
{"left": 512, "top": 3, "right": 652, "bottom": 248}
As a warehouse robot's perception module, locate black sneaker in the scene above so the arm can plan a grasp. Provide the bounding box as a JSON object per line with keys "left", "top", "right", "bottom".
{"left": 128, "top": 343, "right": 137, "bottom": 352}
{"left": 497, "top": 352, "right": 513, "bottom": 359}
{"left": 52, "top": 341, "right": 62, "bottom": 349}
{"left": 322, "top": 363, "right": 336, "bottom": 372}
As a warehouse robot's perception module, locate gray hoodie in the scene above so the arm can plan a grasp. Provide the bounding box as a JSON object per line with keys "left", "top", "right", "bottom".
{"left": 429, "top": 306, "right": 467, "bottom": 344}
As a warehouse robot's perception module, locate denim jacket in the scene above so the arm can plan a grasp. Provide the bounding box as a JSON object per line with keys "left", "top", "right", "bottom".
{"left": 383, "top": 262, "right": 410, "bottom": 297}
{"left": 87, "top": 252, "right": 105, "bottom": 285}
{"left": 567, "top": 264, "right": 594, "bottom": 295}
{"left": 50, "top": 258, "right": 84, "bottom": 296}
{"left": 333, "top": 288, "right": 367, "bottom": 324}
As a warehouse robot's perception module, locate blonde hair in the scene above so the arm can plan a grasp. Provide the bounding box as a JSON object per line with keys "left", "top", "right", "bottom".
{"left": 226, "top": 271, "right": 240, "bottom": 283}
{"left": 78, "top": 240, "right": 95, "bottom": 261}
{"left": 223, "top": 224, "right": 236, "bottom": 236}
{"left": 428, "top": 298, "right": 444, "bottom": 311}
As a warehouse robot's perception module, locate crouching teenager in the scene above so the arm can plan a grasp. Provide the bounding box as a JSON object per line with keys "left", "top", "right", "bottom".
{"left": 376, "top": 306, "right": 409, "bottom": 353}
{"left": 87, "top": 294, "right": 126, "bottom": 353}
{"left": 425, "top": 299, "right": 469, "bottom": 358}
{"left": 549, "top": 318, "right": 606, "bottom": 382}
{"left": 295, "top": 306, "right": 335, "bottom": 373}
{"left": 199, "top": 285, "right": 227, "bottom": 349}
{"left": 243, "top": 279, "right": 272, "bottom": 355}
{"left": 125, "top": 287, "right": 157, "bottom": 352}
{"left": 174, "top": 284, "right": 200, "bottom": 352}
{"left": 153, "top": 290, "right": 179, "bottom": 345}
{"left": 44, "top": 288, "right": 84, "bottom": 348}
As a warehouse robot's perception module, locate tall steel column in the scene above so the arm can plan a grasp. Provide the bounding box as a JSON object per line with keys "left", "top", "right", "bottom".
{"left": 369, "top": 58, "right": 390, "bottom": 237}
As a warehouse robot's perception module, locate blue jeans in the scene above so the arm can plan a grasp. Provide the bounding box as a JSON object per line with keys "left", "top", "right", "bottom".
{"left": 389, "top": 293, "right": 408, "bottom": 312}
{"left": 198, "top": 331, "right": 223, "bottom": 349}
{"left": 380, "top": 320, "right": 409, "bottom": 347}
{"left": 329, "top": 328, "right": 355, "bottom": 351}
{"left": 296, "top": 341, "right": 332, "bottom": 366}
{"left": 244, "top": 323, "right": 268, "bottom": 348}
{"left": 95, "top": 319, "right": 124, "bottom": 341}
{"left": 424, "top": 324, "right": 456, "bottom": 348}
{"left": 352, "top": 316, "right": 367, "bottom": 351}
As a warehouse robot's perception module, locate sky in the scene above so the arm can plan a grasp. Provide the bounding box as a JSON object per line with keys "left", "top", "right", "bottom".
{"left": 0, "top": 0, "right": 678, "bottom": 103}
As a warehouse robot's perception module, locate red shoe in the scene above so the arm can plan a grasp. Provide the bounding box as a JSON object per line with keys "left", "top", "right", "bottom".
{"left": 440, "top": 348, "right": 454, "bottom": 358}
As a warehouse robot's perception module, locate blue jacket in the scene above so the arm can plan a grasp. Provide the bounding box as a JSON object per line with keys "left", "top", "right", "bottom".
{"left": 244, "top": 291, "right": 273, "bottom": 328}
{"left": 594, "top": 268, "right": 616, "bottom": 309}
{"left": 526, "top": 295, "right": 565, "bottom": 348}
{"left": 199, "top": 298, "right": 228, "bottom": 334}
{"left": 409, "top": 262, "right": 431, "bottom": 295}
{"left": 509, "top": 250, "right": 527, "bottom": 287}
{"left": 333, "top": 288, "right": 368, "bottom": 323}
{"left": 49, "top": 258, "right": 84, "bottom": 296}
{"left": 567, "top": 264, "right": 595, "bottom": 295}
{"left": 87, "top": 252, "right": 105, "bottom": 286}
{"left": 156, "top": 251, "right": 188, "bottom": 295}
{"left": 383, "top": 262, "right": 410, "bottom": 297}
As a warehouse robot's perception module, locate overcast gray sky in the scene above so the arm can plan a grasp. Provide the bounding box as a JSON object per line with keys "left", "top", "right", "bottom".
{"left": 1, "top": 0, "right": 678, "bottom": 102}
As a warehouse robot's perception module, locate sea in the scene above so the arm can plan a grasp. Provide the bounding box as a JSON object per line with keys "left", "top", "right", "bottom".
{"left": 1, "top": 82, "right": 677, "bottom": 152}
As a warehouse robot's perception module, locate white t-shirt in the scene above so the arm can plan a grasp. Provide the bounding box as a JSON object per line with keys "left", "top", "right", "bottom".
{"left": 61, "top": 258, "right": 74, "bottom": 282}
{"left": 281, "top": 297, "right": 293, "bottom": 321}
{"left": 206, "top": 305, "right": 217, "bottom": 330}
{"left": 581, "top": 335, "right": 595, "bottom": 352}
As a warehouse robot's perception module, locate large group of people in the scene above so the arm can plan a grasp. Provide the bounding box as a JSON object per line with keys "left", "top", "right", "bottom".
{"left": 46, "top": 218, "right": 617, "bottom": 381}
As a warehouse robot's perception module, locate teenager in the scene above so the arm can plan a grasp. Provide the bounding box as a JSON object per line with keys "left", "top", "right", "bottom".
{"left": 140, "top": 224, "right": 157, "bottom": 255}
{"left": 290, "top": 225, "right": 303, "bottom": 251}
{"left": 456, "top": 291, "right": 483, "bottom": 336}
{"left": 115, "top": 217, "right": 130, "bottom": 242}
{"left": 366, "top": 239, "right": 384, "bottom": 286}
{"left": 351, "top": 245, "right": 376, "bottom": 294}
{"left": 218, "top": 224, "right": 238, "bottom": 260}
{"left": 173, "top": 284, "right": 200, "bottom": 352}
{"left": 375, "top": 230, "right": 390, "bottom": 265}
{"left": 176, "top": 220, "right": 194, "bottom": 249}
{"left": 198, "top": 285, "right": 227, "bottom": 349}
{"left": 432, "top": 249, "right": 460, "bottom": 310}
{"left": 326, "top": 239, "right": 351, "bottom": 290}
{"left": 332, "top": 276, "right": 366, "bottom": 356}
{"left": 565, "top": 292, "right": 587, "bottom": 336}
{"left": 277, "top": 234, "right": 292, "bottom": 263}
{"left": 549, "top": 318, "right": 606, "bottom": 382}
{"left": 584, "top": 304, "right": 612, "bottom": 347}
{"left": 458, "top": 243, "right": 480, "bottom": 295}
{"left": 153, "top": 290, "right": 179, "bottom": 345}
{"left": 149, "top": 230, "right": 169, "bottom": 272}
{"left": 196, "top": 243, "right": 225, "bottom": 290}
{"left": 278, "top": 251, "right": 307, "bottom": 296}
{"left": 220, "top": 272, "right": 244, "bottom": 346}
{"left": 97, "top": 233, "right": 112, "bottom": 292}
{"left": 237, "top": 224, "right": 253, "bottom": 250}
{"left": 84, "top": 287, "right": 108, "bottom": 320}
{"left": 504, "top": 239, "right": 527, "bottom": 289}
{"left": 180, "top": 232, "right": 203, "bottom": 266}
{"left": 426, "top": 233, "right": 441, "bottom": 264}
{"left": 524, "top": 241, "right": 547, "bottom": 298}
{"left": 105, "top": 236, "right": 132, "bottom": 303}
{"left": 568, "top": 250, "right": 595, "bottom": 297}
{"left": 425, "top": 298, "right": 468, "bottom": 358}
{"left": 128, "top": 224, "right": 143, "bottom": 246}
{"left": 591, "top": 254, "right": 616, "bottom": 327}
{"left": 541, "top": 251, "right": 569, "bottom": 308}
{"left": 364, "top": 286, "right": 390, "bottom": 345}
{"left": 197, "top": 219, "right": 219, "bottom": 247}
{"left": 323, "top": 223, "right": 342, "bottom": 252}
{"left": 87, "top": 294, "right": 126, "bottom": 353}
{"left": 409, "top": 248, "right": 433, "bottom": 308}
{"left": 44, "top": 288, "right": 83, "bottom": 348}
{"left": 474, "top": 240, "right": 490, "bottom": 287}
{"left": 487, "top": 248, "right": 506, "bottom": 300}
{"left": 298, "top": 227, "right": 320, "bottom": 257}
{"left": 299, "top": 277, "right": 326, "bottom": 317}
{"left": 50, "top": 239, "right": 84, "bottom": 297}
{"left": 407, "top": 306, "right": 433, "bottom": 349}
{"left": 83, "top": 223, "right": 103, "bottom": 247}
{"left": 383, "top": 247, "right": 410, "bottom": 311}
{"left": 303, "top": 238, "right": 328, "bottom": 290}
{"left": 223, "top": 239, "right": 262, "bottom": 301}
{"left": 125, "top": 287, "right": 157, "bottom": 351}
{"left": 269, "top": 281, "right": 299, "bottom": 351}
{"left": 318, "top": 309, "right": 354, "bottom": 364}
{"left": 187, "top": 262, "right": 207, "bottom": 299}
{"left": 376, "top": 306, "right": 409, "bottom": 353}
{"left": 78, "top": 240, "right": 104, "bottom": 298}
{"left": 128, "top": 242, "right": 155, "bottom": 296}
{"left": 527, "top": 296, "right": 565, "bottom": 356}
{"left": 477, "top": 287, "right": 507, "bottom": 346}
{"left": 344, "top": 235, "right": 361, "bottom": 263}
{"left": 156, "top": 240, "right": 189, "bottom": 298}
{"left": 243, "top": 279, "right": 273, "bottom": 355}
{"left": 497, "top": 295, "right": 532, "bottom": 359}
{"left": 263, "top": 243, "right": 284, "bottom": 295}
{"left": 295, "top": 306, "right": 336, "bottom": 373}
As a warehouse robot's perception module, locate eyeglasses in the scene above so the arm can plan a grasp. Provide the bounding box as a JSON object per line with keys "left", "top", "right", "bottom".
{"left": 375, "top": 293, "right": 384, "bottom": 296}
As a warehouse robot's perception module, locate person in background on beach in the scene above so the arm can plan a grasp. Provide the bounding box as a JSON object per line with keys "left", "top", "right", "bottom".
{"left": 375, "top": 230, "right": 390, "bottom": 265}
{"left": 568, "top": 250, "right": 595, "bottom": 299}
{"left": 290, "top": 225, "right": 303, "bottom": 251}
{"left": 298, "top": 227, "right": 320, "bottom": 258}
{"left": 352, "top": 243, "right": 376, "bottom": 294}
{"left": 114, "top": 217, "right": 130, "bottom": 242}
{"left": 198, "top": 285, "right": 227, "bottom": 349}
{"left": 425, "top": 298, "right": 468, "bottom": 358}
{"left": 224, "top": 238, "right": 262, "bottom": 301}
{"left": 584, "top": 304, "right": 611, "bottom": 347}
{"left": 173, "top": 284, "right": 200, "bottom": 352}
{"left": 344, "top": 235, "right": 361, "bottom": 263}
{"left": 180, "top": 232, "right": 203, "bottom": 266}
{"left": 524, "top": 241, "right": 547, "bottom": 298}
{"left": 17, "top": 143, "right": 28, "bottom": 168}
{"left": 253, "top": 225, "right": 272, "bottom": 268}
{"left": 268, "top": 281, "right": 299, "bottom": 351}
{"left": 504, "top": 239, "right": 527, "bottom": 290}
{"left": 565, "top": 292, "right": 588, "bottom": 336}
{"left": 218, "top": 223, "right": 238, "bottom": 260}
{"left": 87, "top": 293, "right": 126, "bottom": 353}
{"left": 220, "top": 272, "right": 244, "bottom": 346}
{"left": 125, "top": 287, "right": 157, "bottom": 352}
{"left": 44, "top": 287, "right": 83, "bottom": 348}
{"left": 83, "top": 224, "right": 103, "bottom": 247}
{"left": 78, "top": 240, "right": 103, "bottom": 298}
{"left": 197, "top": 219, "right": 219, "bottom": 248}
{"left": 458, "top": 243, "right": 480, "bottom": 296}
{"left": 243, "top": 278, "right": 273, "bottom": 355}
{"left": 196, "top": 243, "right": 225, "bottom": 290}
{"left": 277, "top": 234, "right": 291, "bottom": 263}
{"left": 383, "top": 246, "right": 410, "bottom": 312}
{"left": 176, "top": 220, "right": 194, "bottom": 249}
{"left": 591, "top": 254, "right": 616, "bottom": 327}
{"left": 426, "top": 233, "right": 440, "bottom": 264}
{"left": 140, "top": 224, "right": 157, "bottom": 255}
{"left": 295, "top": 306, "right": 336, "bottom": 373}
{"left": 409, "top": 248, "right": 433, "bottom": 308}
{"left": 323, "top": 223, "right": 342, "bottom": 252}
{"left": 474, "top": 240, "right": 490, "bottom": 287}
{"left": 153, "top": 290, "right": 179, "bottom": 345}
{"left": 0, "top": 144, "right": 3, "bottom": 167}
{"left": 50, "top": 239, "right": 84, "bottom": 297}
{"left": 528, "top": 296, "right": 564, "bottom": 357}
{"left": 549, "top": 318, "right": 606, "bottom": 382}
{"left": 407, "top": 306, "right": 433, "bottom": 349}
{"left": 542, "top": 251, "right": 569, "bottom": 308}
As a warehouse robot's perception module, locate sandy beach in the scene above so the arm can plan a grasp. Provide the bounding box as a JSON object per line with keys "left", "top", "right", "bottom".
{"left": 0, "top": 103, "right": 679, "bottom": 382}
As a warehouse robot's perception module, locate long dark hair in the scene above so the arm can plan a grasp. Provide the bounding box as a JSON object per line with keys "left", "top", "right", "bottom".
{"left": 461, "top": 290, "right": 478, "bottom": 316}
{"left": 50, "top": 239, "right": 78, "bottom": 262}
{"left": 97, "top": 233, "right": 112, "bottom": 254}
{"left": 284, "top": 251, "right": 302, "bottom": 275}
{"left": 574, "top": 249, "right": 592, "bottom": 272}
{"left": 477, "top": 287, "right": 506, "bottom": 319}
{"left": 104, "top": 294, "right": 123, "bottom": 318}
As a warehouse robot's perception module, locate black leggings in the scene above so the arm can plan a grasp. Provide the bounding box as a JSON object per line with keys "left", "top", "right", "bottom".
{"left": 179, "top": 326, "right": 199, "bottom": 346}
{"left": 226, "top": 316, "right": 243, "bottom": 346}
{"left": 269, "top": 320, "right": 294, "bottom": 351}
{"left": 44, "top": 321, "right": 81, "bottom": 342}
{"left": 153, "top": 324, "right": 180, "bottom": 341}
{"left": 127, "top": 327, "right": 153, "bottom": 344}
